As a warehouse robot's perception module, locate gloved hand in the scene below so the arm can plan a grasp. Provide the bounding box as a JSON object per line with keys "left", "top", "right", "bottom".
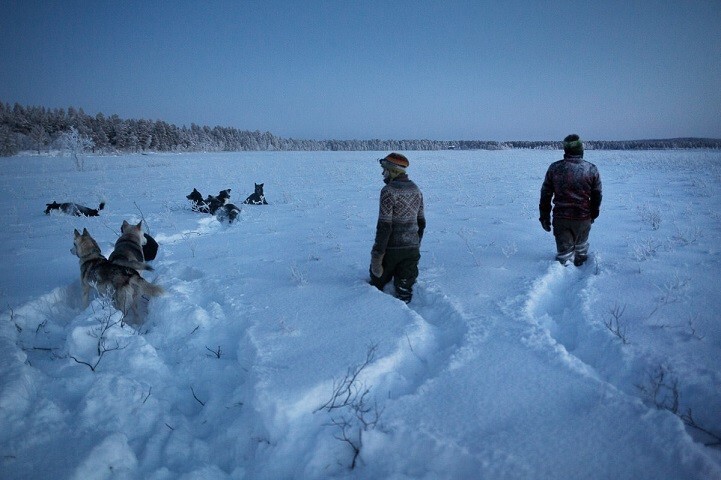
{"left": 540, "top": 216, "right": 551, "bottom": 232}
{"left": 370, "top": 254, "right": 384, "bottom": 278}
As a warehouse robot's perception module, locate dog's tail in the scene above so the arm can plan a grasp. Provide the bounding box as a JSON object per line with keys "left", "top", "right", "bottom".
{"left": 111, "top": 259, "right": 155, "bottom": 272}
{"left": 98, "top": 202, "right": 106, "bottom": 212}
{"left": 133, "top": 276, "right": 164, "bottom": 298}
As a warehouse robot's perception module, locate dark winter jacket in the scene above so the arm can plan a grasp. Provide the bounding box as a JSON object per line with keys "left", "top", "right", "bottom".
{"left": 540, "top": 155, "right": 602, "bottom": 221}
{"left": 372, "top": 175, "right": 426, "bottom": 257}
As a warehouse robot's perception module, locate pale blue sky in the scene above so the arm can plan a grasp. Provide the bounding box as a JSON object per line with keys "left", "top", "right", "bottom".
{"left": 1, "top": 0, "right": 720, "bottom": 140}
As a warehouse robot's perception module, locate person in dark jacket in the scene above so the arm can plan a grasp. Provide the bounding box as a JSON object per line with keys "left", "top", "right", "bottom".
{"left": 370, "top": 152, "right": 426, "bottom": 303}
{"left": 539, "top": 134, "right": 602, "bottom": 266}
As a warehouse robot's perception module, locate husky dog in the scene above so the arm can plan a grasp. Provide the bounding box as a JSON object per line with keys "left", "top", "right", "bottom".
{"left": 186, "top": 188, "right": 210, "bottom": 213}
{"left": 108, "top": 220, "right": 153, "bottom": 272}
{"left": 45, "top": 201, "right": 105, "bottom": 217}
{"left": 242, "top": 183, "right": 268, "bottom": 205}
{"left": 71, "top": 228, "right": 163, "bottom": 315}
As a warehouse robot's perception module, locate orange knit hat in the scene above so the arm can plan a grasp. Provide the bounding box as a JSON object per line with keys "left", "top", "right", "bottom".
{"left": 379, "top": 152, "right": 409, "bottom": 172}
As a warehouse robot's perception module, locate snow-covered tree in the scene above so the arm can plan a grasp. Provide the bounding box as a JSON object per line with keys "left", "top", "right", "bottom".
{"left": 58, "top": 126, "right": 94, "bottom": 170}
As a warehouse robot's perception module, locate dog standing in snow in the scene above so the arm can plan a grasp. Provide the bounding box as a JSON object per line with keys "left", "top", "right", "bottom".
{"left": 71, "top": 228, "right": 163, "bottom": 316}
{"left": 108, "top": 220, "right": 153, "bottom": 272}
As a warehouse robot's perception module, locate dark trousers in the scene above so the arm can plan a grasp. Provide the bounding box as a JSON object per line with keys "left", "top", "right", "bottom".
{"left": 369, "top": 248, "right": 420, "bottom": 302}
{"left": 552, "top": 218, "right": 592, "bottom": 266}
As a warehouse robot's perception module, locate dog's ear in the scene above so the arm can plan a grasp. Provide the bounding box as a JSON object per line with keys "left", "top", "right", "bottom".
{"left": 74, "top": 229, "right": 81, "bottom": 237}
{"left": 122, "top": 220, "right": 129, "bottom": 228}
{"left": 82, "top": 228, "right": 89, "bottom": 236}
{"left": 135, "top": 221, "right": 142, "bottom": 230}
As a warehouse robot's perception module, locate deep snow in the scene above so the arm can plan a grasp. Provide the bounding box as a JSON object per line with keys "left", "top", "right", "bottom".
{"left": 1, "top": 150, "right": 720, "bottom": 479}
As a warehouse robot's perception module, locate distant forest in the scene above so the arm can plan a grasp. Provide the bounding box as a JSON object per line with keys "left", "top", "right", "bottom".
{"left": 2, "top": 101, "right": 720, "bottom": 156}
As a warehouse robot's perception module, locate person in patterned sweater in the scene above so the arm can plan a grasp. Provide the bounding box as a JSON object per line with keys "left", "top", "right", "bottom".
{"left": 370, "top": 152, "right": 426, "bottom": 303}
{"left": 539, "top": 134, "right": 602, "bottom": 266}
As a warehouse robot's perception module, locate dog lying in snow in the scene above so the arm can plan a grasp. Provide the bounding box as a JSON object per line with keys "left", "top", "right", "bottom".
{"left": 108, "top": 220, "right": 154, "bottom": 272}
{"left": 186, "top": 188, "right": 239, "bottom": 222}
{"left": 242, "top": 183, "right": 268, "bottom": 205}
{"left": 186, "top": 188, "right": 210, "bottom": 213}
{"left": 186, "top": 188, "right": 233, "bottom": 214}
{"left": 71, "top": 228, "right": 163, "bottom": 315}
{"left": 45, "top": 201, "right": 105, "bottom": 217}
{"left": 205, "top": 189, "right": 231, "bottom": 214}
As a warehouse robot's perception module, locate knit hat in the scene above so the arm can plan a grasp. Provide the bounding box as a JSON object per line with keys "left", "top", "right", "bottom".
{"left": 563, "top": 134, "right": 583, "bottom": 156}
{"left": 379, "top": 152, "right": 409, "bottom": 174}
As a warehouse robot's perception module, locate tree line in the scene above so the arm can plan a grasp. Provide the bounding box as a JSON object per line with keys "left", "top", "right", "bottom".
{"left": 1, "top": 101, "right": 719, "bottom": 157}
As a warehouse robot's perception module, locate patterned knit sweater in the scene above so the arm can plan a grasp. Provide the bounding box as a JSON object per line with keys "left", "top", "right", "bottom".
{"left": 540, "top": 155, "right": 602, "bottom": 221}
{"left": 372, "top": 175, "right": 426, "bottom": 256}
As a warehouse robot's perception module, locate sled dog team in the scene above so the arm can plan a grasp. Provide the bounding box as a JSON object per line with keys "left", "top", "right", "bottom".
{"left": 59, "top": 183, "right": 269, "bottom": 321}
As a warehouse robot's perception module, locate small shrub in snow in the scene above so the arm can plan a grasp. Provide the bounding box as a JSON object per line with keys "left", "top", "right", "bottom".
{"left": 646, "top": 273, "right": 690, "bottom": 320}
{"left": 314, "top": 343, "right": 384, "bottom": 470}
{"left": 671, "top": 226, "right": 702, "bottom": 246}
{"left": 69, "top": 295, "right": 129, "bottom": 372}
{"left": 638, "top": 204, "right": 662, "bottom": 230}
{"left": 649, "top": 314, "right": 705, "bottom": 341}
{"left": 636, "top": 365, "right": 721, "bottom": 447}
{"left": 632, "top": 238, "right": 662, "bottom": 261}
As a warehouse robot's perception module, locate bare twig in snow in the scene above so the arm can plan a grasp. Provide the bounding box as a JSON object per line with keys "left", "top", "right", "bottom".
{"left": 604, "top": 302, "right": 628, "bottom": 344}
{"left": 191, "top": 386, "right": 206, "bottom": 406}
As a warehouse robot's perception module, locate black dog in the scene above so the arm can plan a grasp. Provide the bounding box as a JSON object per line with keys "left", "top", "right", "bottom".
{"left": 143, "top": 233, "right": 159, "bottom": 261}
{"left": 45, "top": 201, "right": 105, "bottom": 217}
{"left": 186, "top": 188, "right": 210, "bottom": 213}
{"left": 205, "top": 189, "right": 231, "bottom": 214}
{"left": 243, "top": 183, "right": 268, "bottom": 205}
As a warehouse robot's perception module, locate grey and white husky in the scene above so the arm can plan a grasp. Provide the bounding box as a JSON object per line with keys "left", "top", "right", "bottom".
{"left": 108, "top": 220, "right": 153, "bottom": 272}
{"left": 71, "top": 228, "right": 163, "bottom": 315}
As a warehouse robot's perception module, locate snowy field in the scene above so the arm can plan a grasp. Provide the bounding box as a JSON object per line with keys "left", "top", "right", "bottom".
{"left": 1, "top": 149, "right": 720, "bottom": 479}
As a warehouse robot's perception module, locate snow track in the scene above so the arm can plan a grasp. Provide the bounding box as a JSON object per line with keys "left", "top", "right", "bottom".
{"left": 522, "top": 261, "right": 605, "bottom": 379}
{"left": 364, "top": 283, "right": 471, "bottom": 400}
{"left": 520, "top": 258, "right": 702, "bottom": 435}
